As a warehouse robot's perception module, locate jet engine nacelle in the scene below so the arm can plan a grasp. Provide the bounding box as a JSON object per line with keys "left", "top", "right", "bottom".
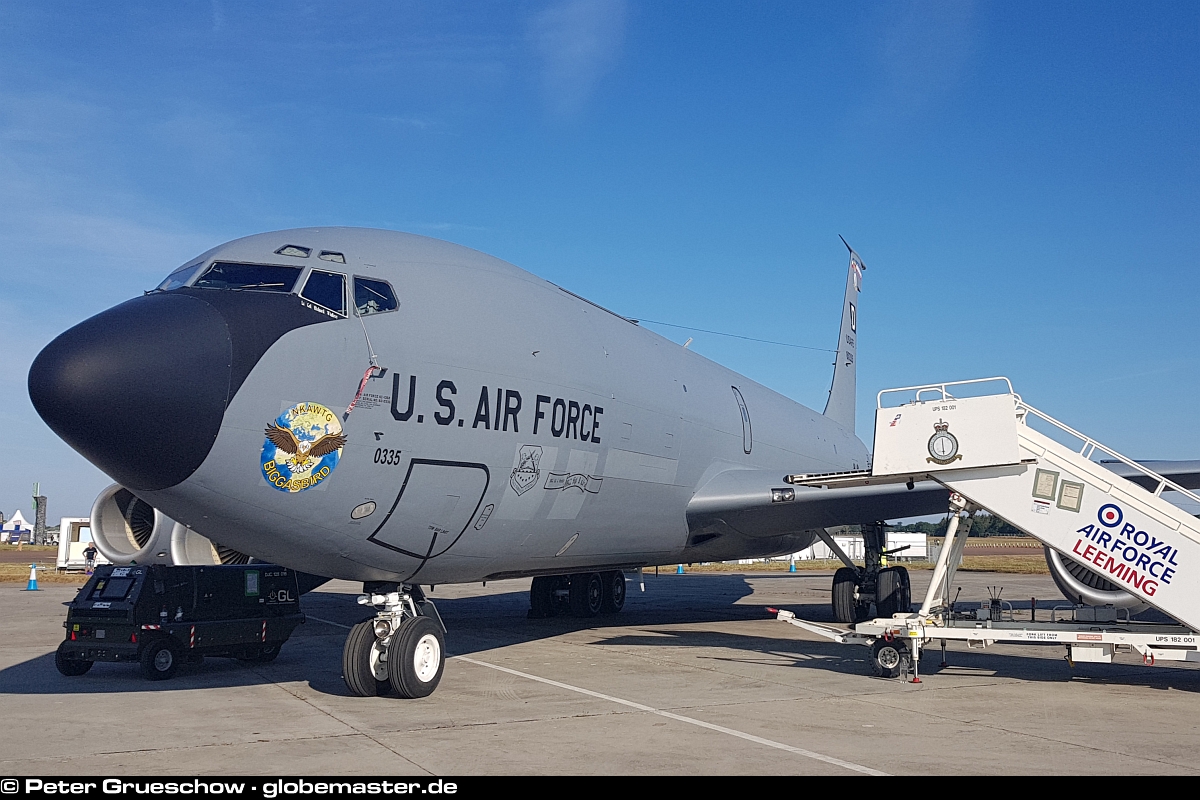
{"left": 1045, "top": 546, "right": 1149, "bottom": 612}
{"left": 90, "top": 484, "right": 252, "bottom": 566}
{"left": 170, "top": 524, "right": 254, "bottom": 566}
{"left": 89, "top": 484, "right": 174, "bottom": 565}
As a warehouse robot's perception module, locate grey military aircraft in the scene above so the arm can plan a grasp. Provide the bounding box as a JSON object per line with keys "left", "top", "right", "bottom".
{"left": 28, "top": 227, "right": 1199, "bottom": 699}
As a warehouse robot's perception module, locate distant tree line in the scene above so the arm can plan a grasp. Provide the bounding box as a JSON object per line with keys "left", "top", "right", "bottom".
{"left": 825, "top": 514, "right": 1023, "bottom": 538}
{"left": 890, "top": 513, "right": 1022, "bottom": 537}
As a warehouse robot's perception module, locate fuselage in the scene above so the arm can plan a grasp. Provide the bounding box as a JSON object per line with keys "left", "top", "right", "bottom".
{"left": 31, "top": 228, "right": 868, "bottom": 584}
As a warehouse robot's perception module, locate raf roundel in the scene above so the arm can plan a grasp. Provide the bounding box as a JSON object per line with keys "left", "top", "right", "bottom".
{"left": 1097, "top": 503, "right": 1123, "bottom": 528}
{"left": 260, "top": 402, "right": 347, "bottom": 493}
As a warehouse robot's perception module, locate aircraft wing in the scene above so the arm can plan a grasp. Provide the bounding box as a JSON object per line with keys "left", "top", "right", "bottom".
{"left": 1100, "top": 460, "right": 1200, "bottom": 492}
{"left": 686, "top": 469, "right": 950, "bottom": 539}
{"left": 686, "top": 459, "right": 1200, "bottom": 542}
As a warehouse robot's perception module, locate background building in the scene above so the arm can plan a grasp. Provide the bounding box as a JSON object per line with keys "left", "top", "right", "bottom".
{"left": 2, "top": 510, "right": 32, "bottom": 544}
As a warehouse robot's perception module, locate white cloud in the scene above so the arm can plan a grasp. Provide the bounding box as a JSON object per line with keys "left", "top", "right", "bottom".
{"left": 528, "top": 0, "right": 627, "bottom": 117}
{"left": 867, "top": 0, "right": 979, "bottom": 121}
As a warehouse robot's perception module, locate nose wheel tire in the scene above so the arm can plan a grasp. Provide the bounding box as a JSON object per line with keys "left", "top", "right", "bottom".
{"left": 871, "top": 638, "right": 907, "bottom": 679}
{"left": 570, "top": 572, "right": 604, "bottom": 617}
{"left": 387, "top": 616, "right": 446, "bottom": 699}
{"left": 600, "top": 570, "right": 626, "bottom": 613}
{"left": 55, "top": 642, "right": 93, "bottom": 677}
{"left": 140, "top": 637, "right": 182, "bottom": 681}
{"left": 342, "top": 620, "right": 391, "bottom": 697}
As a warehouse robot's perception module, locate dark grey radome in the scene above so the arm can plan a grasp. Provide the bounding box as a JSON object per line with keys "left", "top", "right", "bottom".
{"left": 28, "top": 286, "right": 335, "bottom": 491}
{"left": 28, "top": 292, "right": 234, "bottom": 492}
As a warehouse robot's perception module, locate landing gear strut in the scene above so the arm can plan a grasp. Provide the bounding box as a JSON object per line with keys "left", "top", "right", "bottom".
{"left": 826, "top": 522, "right": 912, "bottom": 624}
{"left": 529, "top": 571, "right": 627, "bottom": 619}
{"left": 343, "top": 583, "right": 446, "bottom": 699}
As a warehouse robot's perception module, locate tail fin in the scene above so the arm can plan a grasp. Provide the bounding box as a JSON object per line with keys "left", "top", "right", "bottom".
{"left": 823, "top": 236, "right": 864, "bottom": 430}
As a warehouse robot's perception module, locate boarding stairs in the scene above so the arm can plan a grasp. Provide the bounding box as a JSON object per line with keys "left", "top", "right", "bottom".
{"left": 779, "top": 378, "right": 1200, "bottom": 674}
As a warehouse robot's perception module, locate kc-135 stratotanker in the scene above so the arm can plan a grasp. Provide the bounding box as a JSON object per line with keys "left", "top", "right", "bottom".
{"left": 29, "top": 228, "right": 1200, "bottom": 697}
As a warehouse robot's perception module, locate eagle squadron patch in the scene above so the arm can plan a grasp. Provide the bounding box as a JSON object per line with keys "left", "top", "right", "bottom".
{"left": 261, "top": 402, "right": 347, "bottom": 492}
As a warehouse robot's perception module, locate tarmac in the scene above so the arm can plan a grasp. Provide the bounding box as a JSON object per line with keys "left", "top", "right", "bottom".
{"left": 3, "top": 568, "right": 1200, "bottom": 776}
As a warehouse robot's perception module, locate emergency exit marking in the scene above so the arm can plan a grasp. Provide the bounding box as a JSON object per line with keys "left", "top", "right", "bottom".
{"left": 1057, "top": 480, "right": 1084, "bottom": 512}
{"left": 1033, "top": 469, "right": 1058, "bottom": 500}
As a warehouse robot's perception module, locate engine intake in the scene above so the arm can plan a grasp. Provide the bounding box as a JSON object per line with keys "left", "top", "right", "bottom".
{"left": 89, "top": 484, "right": 173, "bottom": 565}
{"left": 1045, "top": 545, "right": 1148, "bottom": 612}
{"left": 170, "top": 524, "right": 253, "bottom": 566}
{"left": 90, "top": 484, "right": 253, "bottom": 566}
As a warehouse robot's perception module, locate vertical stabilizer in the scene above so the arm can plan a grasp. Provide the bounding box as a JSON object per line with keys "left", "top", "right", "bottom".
{"left": 823, "top": 238, "right": 864, "bottom": 430}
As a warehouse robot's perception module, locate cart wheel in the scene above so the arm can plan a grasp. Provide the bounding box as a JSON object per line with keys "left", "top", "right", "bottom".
{"left": 255, "top": 643, "right": 281, "bottom": 663}
{"left": 140, "top": 637, "right": 182, "bottom": 681}
{"left": 871, "top": 638, "right": 906, "bottom": 679}
{"left": 832, "top": 567, "right": 859, "bottom": 623}
{"left": 342, "top": 620, "right": 390, "bottom": 697}
{"left": 55, "top": 642, "right": 92, "bottom": 677}
{"left": 387, "top": 616, "right": 445, "bottom": 699}
{"left": 600, "top": 570, "right": 626, "bottom": 613}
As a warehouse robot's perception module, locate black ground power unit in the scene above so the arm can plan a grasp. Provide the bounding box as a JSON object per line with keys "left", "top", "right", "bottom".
{"left": 57, "top": 563, "right": 306, "bottom": 680}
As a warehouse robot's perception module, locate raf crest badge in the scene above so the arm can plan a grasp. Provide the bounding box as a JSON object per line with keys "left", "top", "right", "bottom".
{"left": 926, "top": 420, "right": 962, "bottom": 465}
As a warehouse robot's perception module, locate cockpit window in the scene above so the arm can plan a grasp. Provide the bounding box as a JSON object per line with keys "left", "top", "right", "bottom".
{"left": 354, "top": 277, "right": 398, "bottom": 316}
{"left": 300, "top": 270, "right": 346, "bottom": 316}
{"left": 192, "top": 262, "right": 303, "bottom": 292}
{"left": 157, "top": 262, "right": 204, "bottom": 291}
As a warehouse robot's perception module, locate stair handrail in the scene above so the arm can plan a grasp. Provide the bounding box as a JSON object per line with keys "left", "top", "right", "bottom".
{"left": 1016, "top": 400, "right": 1200, "bottom": 505}
{"left": 877, "top": 377, "right": 1015, "bottom": 409}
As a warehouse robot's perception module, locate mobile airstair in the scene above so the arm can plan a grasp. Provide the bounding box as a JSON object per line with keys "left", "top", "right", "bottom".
{"left": 775, "top": 378, "right": 1200, "bottom": 680}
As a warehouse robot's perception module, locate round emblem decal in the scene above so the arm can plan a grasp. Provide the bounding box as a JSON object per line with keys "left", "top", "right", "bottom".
{"left": 925, "top": 420, "right": 962, "bottom": 465}
{"left": 1097, "top": 503, "right": 1123, "bottom": 528}
{"left": 261, "top": 402, "right": 347, "bottom": 493}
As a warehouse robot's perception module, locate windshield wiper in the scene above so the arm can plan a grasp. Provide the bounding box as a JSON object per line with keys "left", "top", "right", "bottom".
{"left": 229, "top": 282, "right": 286, "bottom": 291}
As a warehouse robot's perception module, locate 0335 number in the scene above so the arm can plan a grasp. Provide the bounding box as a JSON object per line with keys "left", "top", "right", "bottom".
{"left": 374, "top": 448, "right": 402, "bottom": 465}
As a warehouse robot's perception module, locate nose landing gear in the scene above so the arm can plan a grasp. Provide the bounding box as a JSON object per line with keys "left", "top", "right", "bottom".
{"left": 342, "top": 584, "right": 447, "bottom": 699}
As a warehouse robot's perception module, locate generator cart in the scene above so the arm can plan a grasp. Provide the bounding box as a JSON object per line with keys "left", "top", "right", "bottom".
{"left": 56, "top": 563, "right": 306, "bottom": 681}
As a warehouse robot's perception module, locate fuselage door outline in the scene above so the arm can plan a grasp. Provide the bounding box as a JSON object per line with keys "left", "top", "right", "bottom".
{"left": 367, "top": 458, "right": 491, "bottom": 577}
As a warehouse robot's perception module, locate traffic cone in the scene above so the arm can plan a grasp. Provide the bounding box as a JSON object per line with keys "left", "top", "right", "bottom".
{"left": 676, "top": 564, "right": 684, "bottom": 574}
{"left": 24, "top": 564, "right": 38, "bottom": 591}
{"left": 789, "top": 560, "right": 796, "bottom": 573}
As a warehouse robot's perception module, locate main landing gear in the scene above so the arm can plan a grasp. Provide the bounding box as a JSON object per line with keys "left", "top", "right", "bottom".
{"left": 343, "top": 583, "right": 447, "bottom": 699}
{"left": 829, "top": 522, "right": 912, "bottom": 624}
{"left": 528, "top": 570, "right": 626, "bottom": 619}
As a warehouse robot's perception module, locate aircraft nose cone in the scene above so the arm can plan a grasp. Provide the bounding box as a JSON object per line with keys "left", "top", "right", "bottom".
{"left": 28, "top": 293, "right": 232, "bottom": 492}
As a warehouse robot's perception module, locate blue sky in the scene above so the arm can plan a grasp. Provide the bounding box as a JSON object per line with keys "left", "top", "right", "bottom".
{"left": 2, "top": 1, "right": 1198, "bottom": 520}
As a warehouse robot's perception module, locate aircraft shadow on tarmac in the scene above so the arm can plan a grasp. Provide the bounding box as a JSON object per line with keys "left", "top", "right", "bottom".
{"left": 2, "top": 575, "right": 760, "bottom": 696}
{"left": 8, "top": 574, "right": 1200, "bottom": 696}
{"left": 590, "top": 627, "right": 1200, "bottom": 690}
